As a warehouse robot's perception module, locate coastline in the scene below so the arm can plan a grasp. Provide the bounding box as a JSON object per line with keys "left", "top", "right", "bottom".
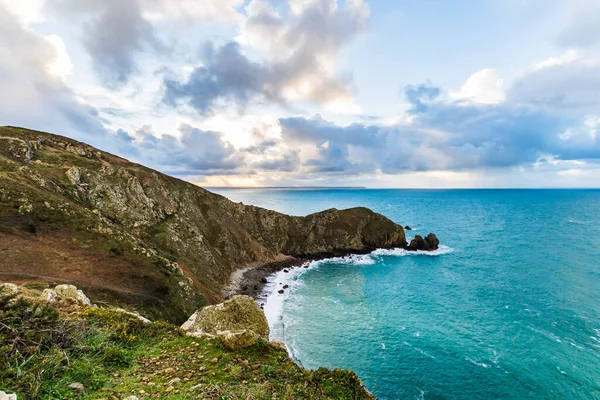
{"left": 224, "top": 248, "right": 377, "bottom": 300}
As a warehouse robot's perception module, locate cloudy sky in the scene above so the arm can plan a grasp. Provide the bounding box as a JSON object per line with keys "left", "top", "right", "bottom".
{"left": 1, "top": 0, "right": 600, "bottom": 187}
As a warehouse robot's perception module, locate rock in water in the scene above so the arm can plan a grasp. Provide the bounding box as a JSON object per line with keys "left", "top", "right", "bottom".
{"left": 408, "top": 235, "right": 430, "bottom": 251}
{"left": 408, "top": 233, "right": 440, "bottom": 251}
{"left": 181, "top": 295, "right": 269, "bottom": 340}
{"left": 404, "top": 226, "right": 412, "bottom": 231}
{"left": 425, "top": 233, "right": 439, "bottom": 250}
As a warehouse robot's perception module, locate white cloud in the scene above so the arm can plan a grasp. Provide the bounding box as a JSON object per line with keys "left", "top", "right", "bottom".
{"left": 148, "top": 0, "right": 245, "bottom": 24}
{"left": 0, "top": 0, "right": 44, "bottom": 25}
{"left": 44, "top": 34, "right": 74, "bottom": 79}
{"left": 450, "top": 68, "right": 505, "bottom": 105}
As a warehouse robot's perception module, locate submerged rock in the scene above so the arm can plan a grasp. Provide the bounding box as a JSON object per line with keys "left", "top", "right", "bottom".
{"left": 181, "top": 295, "right": 269, "bottom": 341}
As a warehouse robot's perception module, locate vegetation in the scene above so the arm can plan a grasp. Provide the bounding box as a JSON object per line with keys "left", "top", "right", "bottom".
{"left": 0, "top": 289, "right": 374, "bottom": 399}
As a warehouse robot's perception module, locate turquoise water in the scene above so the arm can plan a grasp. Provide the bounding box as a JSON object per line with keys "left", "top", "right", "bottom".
{"left": 212, "top": 189, "right": 600, "bottom": 399}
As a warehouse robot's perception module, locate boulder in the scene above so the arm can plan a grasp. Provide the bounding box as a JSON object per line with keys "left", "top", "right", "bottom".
{"left": 0, "top": 283, "right": 19, "bottom": 296}
{"left": 425, "top": 233, "right": 439, "bottom": 250}
{"left": 54, "top": 284, "right": 92, "bottom": 306}
{"left": 40, "top": 289, "right": 58, "bottom": 302}
{"left": 216, "top": 329, "right": 261, "bottom": 350}
{"left": 181, "top": 295, "right": 269, "bottom": 341}
{"left": 270, "top": 340, "right": 287, "bottom": 352}
{"left": 408, "top": 235, "right": 430, "bottom": 251}
{"left": 114, "top": 308, "right": 151, "bottom": 324}
{"left": 0, "top": 391, "right": 17, "bottom": 400}
{"left": 68, "top": 382, "right": 85, "bottom": 392}
{"left": 408, "top": 233, "right": 440, "bottom": 251}
{"left": 404, "top": 226, "right": 412, "bottom": 231}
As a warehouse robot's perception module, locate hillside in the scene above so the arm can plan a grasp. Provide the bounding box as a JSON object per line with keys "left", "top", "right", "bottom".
{"left": 0, "top": 126, "right": 407, "bottom": 322}
{"left": 0, "top": 285, "right": 374, "bottom": 399}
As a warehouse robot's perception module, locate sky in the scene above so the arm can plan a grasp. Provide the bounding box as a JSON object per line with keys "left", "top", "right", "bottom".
{"left": 1, "top": 0, "right": 600, "bottom": 188}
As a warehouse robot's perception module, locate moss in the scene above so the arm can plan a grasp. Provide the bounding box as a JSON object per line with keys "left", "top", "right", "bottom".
{"left": 0, "top": 293, "right": 373, "bottom": 399}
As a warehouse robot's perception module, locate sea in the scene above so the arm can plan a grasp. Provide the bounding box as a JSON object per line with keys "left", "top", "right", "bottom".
{"left": 211, "top": 189, "right": 600, "bottom": 400}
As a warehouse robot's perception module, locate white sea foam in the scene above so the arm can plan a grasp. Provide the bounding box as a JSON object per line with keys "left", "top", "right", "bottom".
{"left": 466, "top": 356, "right": 490, "bottom": 368}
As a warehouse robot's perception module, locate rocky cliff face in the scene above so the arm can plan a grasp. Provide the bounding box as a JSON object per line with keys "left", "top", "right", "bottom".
{"left": 0, "top": 126, "right": 407, "bottom": 322}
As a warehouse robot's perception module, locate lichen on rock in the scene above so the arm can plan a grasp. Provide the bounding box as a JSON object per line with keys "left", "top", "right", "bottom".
{"left": 182, "top": 296, "right": 269, "bottom": 349}
{"left": 54, "top": 284, "right": 92, "bottom": 306}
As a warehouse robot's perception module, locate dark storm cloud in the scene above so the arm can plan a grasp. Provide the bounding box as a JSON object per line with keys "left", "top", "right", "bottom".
{"left": 163, "top": 42, "right": 268, "bottom": 115}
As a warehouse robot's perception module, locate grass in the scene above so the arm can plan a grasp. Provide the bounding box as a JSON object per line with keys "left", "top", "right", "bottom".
{"left": 0, "top": 289, "right": 374, "bottom": 399}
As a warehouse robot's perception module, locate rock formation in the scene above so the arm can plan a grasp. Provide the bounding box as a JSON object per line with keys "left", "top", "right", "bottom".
{"left": 181, "top": 295, "right": 269, "bottom": 350}
{"left": 408, "top": 233, "right": 440, "bottom": 251}
{"left": 0, "top": 126, "right": 411, "bottom": 322}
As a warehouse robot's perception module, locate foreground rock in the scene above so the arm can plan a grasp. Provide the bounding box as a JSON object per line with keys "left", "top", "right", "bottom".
{"left": 0, "top": 391, "right": 17, "bottom": 400}
{"left": 408, "top": 233, "right": 440, "bottom": 251}
{"left": 181, "top": 296, "right": 269, "bottom": 350}
{"left": 50, "top": 284, "right": 92, "bottom": 306}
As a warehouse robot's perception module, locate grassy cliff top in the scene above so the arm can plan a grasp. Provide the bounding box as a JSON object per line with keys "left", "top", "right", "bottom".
{"left": 0, "top": 287, "right": 374, "bottom": 399}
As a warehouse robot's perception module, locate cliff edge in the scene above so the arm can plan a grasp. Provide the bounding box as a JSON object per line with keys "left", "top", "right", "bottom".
{"left": 0, "top": 126, "right": 407, "bottom": 322}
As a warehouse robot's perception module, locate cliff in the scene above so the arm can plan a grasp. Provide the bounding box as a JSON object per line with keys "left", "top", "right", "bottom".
{"left": 0, "top": 126, "right": 407, "bottom": 322}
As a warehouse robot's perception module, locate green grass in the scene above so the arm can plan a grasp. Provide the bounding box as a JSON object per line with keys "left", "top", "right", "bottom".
{"left": 0, "top": 290, "right": 373, "bottom": 399}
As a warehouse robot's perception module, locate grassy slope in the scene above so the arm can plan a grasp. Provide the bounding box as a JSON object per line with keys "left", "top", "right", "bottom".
{"left": 0, "top": 289, "right": 373, "bottom": 400}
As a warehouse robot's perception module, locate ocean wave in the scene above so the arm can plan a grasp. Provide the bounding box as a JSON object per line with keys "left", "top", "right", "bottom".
{"left": 372, "top": 245, "right": 454, "bottom": 257}
{"left": 465, "top": 356, "right": 490, "bottom": 368}
{"left": 565, "top": 219, "right": 593, "bottom": 225}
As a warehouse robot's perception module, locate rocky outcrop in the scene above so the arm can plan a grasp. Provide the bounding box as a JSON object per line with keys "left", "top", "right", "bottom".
{"left": 408, "top": 233, "right": 440, "bottom": 251}
{"left": 0, "top": 126, "right": 415, "bottom": 322}
{"left": 182, "top": 296, "right": 269, "bottom": 338}
{"left": 54, "top": 284, "right": 92, "bottom": 306}
{"left": 181, "top": 296, "right": 269, "bottom": 350}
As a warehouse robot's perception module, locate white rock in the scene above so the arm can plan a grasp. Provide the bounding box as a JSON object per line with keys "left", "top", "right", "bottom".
{"left": 54, "top": 284, "right": 92, "bottom": 306}
{"left": 0, "top": 391, "right": 17, "bottom": 400}
{"left": 114, "top": 308, "right": 151, "bottom": 323}
{"left": 67, "top": 382, "right": 85, "bottom": 392}
{"left": 0, "top": 283, "right": 19, "bottom": 295}
{"left": 40, "top": 289, "right": 57, "bottom": 302}
{"left": 168, "top": 377, "right": 181, "bottom": 385}
{"left": 122, "top": 397, "right": 139, "bottom": 400}
{"left": 66, "top": 166, "right": 83, "bottom": 185}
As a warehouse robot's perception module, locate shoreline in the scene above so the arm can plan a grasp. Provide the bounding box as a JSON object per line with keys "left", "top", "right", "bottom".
{"left": 225, "top": 248, "right": 377, "bottom": 301}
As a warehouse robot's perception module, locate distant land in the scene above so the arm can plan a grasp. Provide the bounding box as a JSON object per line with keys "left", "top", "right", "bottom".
{"left": 207, "top": 186, "right": 367, "bottom": 190}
